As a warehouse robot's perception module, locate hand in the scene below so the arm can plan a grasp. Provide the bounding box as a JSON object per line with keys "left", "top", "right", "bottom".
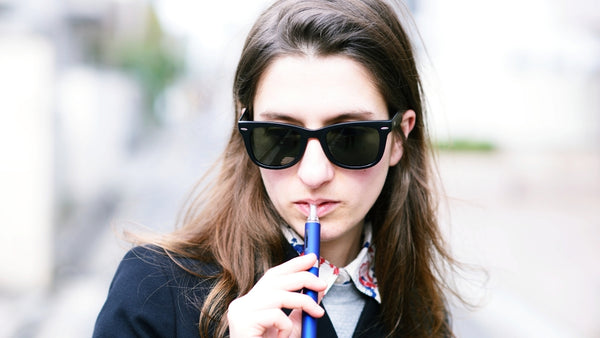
{"left": 227, "top": 253, "right": 327, "bottom": 338}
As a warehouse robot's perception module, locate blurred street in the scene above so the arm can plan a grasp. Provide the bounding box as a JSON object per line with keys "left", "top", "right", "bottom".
{"left": 440, "top": 151, "right": 600, "bottom": 337}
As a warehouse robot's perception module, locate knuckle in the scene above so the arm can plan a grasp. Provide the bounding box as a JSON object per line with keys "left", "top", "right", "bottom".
{"left": 227, "top": 298, "right": 243, "bottom": 314}
{"left": 263, "top": 266, "right": 278, "bottom": 277}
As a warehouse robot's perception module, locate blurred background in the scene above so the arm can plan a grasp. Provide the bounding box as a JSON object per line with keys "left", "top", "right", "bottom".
{"left": 0, "top": 0, "right": 598, "bottom": 337}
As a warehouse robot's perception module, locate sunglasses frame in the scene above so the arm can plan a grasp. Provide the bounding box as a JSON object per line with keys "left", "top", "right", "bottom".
{"left": 238, "top": 109, "right": 402, "bottom": 170}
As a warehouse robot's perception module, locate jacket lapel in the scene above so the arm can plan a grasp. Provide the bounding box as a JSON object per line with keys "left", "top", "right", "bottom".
{"left": 352, "top": 297, "right": 386, "bottom": 337}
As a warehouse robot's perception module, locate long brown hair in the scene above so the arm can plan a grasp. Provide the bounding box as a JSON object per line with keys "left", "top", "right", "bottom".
{"left": 145, "top": 0, "right": 456, "bottom": 336}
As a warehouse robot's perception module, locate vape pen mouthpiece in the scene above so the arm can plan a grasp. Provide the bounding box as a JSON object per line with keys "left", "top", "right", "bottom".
{"left": 308, "top": 204, "right": 319, "bottom": 222}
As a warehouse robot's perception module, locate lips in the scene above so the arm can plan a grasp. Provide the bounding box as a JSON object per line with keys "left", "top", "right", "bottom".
{"left": 294, "top": 199, "right": 339, "bottom": 218}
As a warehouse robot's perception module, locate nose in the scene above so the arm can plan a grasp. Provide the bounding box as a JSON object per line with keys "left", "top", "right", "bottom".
{"left": 297, "top": 138, "right": 334, "bottom": 189}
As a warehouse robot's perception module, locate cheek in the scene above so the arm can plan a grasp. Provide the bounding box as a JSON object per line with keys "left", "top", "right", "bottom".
{"left": 259, "top": 168, "right": 290, "bottom": 202}
{"left": 351, "top": 163, "right": 390, "bottom": 200}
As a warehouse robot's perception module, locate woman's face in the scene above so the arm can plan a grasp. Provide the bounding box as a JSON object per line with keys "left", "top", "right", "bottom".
{"left": 253, "top": 55, "right": 414, "bottom": 264}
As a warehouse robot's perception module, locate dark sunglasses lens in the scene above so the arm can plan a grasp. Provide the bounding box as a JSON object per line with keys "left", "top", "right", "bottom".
{"left": 326, "top": 126, "right": 380, "bottom": 166}
{"left": 251, "top": 126, "right": 303, "bottom": 167}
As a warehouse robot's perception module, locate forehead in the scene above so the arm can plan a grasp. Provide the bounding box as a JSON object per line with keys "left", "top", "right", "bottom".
{"left": 253, "top": 55, "right": 388, "bottom": 123}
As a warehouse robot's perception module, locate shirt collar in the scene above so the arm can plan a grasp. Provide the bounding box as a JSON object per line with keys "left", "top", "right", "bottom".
{"left": 281, "top": 224, "right": 381, "bottom": 303}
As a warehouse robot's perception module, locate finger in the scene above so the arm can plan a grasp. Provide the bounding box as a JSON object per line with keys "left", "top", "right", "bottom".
{"left": 268, "top": 291, "right": 324, "bottom": 318}
{"left": 256, "top": 270, "right": 327, "bottom": 293}
{"left": 229, "top": 308, "right": 292, "bottom": 338}
{"left": 244, "top": 290, "right": 325, "bottom": 317}
{"left": 317, "top": 290, "right": 325, "bottom": 304}
{"left": 264, "top": 309, "right": 293, "bottom": 337}
{"left": 232, "top": 288, "right": 325, "bottom": 318}
{"left": 265, "top": 253, "right": 318, "bottom": 276}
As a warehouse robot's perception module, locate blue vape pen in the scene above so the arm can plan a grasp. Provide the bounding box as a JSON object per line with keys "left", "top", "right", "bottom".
{"left": 302, "top": 204, "right": 320, "bottom": 338}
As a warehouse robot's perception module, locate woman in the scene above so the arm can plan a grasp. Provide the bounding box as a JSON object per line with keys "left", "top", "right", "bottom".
{"left": 94, "top": 0, "right": 456, "bottom": 337}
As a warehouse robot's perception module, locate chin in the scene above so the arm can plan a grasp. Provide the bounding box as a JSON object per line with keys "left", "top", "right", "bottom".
{"left": 319, "top": 227, "right": 348, "bottom": 242}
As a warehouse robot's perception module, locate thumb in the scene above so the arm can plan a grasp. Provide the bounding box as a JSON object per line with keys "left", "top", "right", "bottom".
{"left": 318, "top": 290, "right": 325, "bottom": 305}
{"left": 286, "top": 309, "right": 303, "bottom": 338}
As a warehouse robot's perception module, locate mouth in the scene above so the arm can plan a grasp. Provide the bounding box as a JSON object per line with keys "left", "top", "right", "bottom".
{"left": 294, "top": 199, "right": 339, "bottom": 218}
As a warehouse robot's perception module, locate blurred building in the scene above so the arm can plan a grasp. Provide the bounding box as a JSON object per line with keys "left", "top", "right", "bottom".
{"left": 414, "top": 0, "right": 600, "bottom": 152}
{"left": 0, "top": 0, "right": 161, "bottom": 298}
{"left": 0, "top": 1, "right": 169, "bottom": 336}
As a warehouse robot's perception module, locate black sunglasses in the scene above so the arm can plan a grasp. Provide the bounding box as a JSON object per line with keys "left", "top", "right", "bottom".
{"left": 238, "top": 110, "right": 402, "bottom": 170}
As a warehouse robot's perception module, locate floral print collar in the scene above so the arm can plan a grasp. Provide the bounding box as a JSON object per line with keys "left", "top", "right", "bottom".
{"left": 280, "top": 223, "right": 381, "bottom": 303}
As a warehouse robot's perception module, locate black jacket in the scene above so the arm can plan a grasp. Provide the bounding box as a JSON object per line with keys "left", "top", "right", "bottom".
{"left": 93, "top": 245, "right": 386, "bottom": 337}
